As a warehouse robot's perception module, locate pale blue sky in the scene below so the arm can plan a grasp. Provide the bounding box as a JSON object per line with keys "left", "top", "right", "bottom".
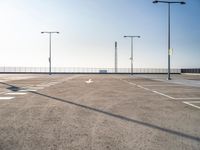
{"left": 0, "top": 0, "right": 199, "bottom": 68}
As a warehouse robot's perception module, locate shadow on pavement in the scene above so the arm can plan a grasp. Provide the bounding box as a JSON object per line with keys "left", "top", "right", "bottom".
{"left": 0, "top": 82, "right": 23, "bottom": 91}
{"left": 0, "top": 81, "right": 200, "bottom": 142}
{"left": 32, "top": 91, "right": 200, "bottom": 142}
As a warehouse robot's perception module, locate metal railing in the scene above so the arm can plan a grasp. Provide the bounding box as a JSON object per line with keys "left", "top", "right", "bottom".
{"left": 0, "top": 66, "right": 181, "bottom": 74}
{"left": 181, "top": 68, "right": 200, "bottom": 73}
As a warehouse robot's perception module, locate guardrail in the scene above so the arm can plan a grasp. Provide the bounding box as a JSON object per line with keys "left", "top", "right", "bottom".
{"left": 0, "top": 67, "right": 181, "bottom": 74}
{"left": 181, "top": 68, "right": 200, "bottom": 73}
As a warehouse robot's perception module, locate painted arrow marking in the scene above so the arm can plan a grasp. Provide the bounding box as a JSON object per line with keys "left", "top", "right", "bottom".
{"left": 85, "top": 79, "right": 93, "bottom": 84}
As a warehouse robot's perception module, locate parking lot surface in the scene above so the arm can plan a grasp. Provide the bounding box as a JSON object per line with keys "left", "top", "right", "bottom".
{"left": 0, "top": 74, "right": 200, "bottom": 150}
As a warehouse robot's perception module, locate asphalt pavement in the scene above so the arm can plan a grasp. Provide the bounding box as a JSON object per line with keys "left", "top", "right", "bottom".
{"left": 0, "top": 74, "right": 199, "bottom": 150}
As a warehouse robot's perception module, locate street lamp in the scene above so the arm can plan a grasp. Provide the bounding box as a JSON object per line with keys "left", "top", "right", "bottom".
{"left": 124, "top": 35, "right": 140, "bottom": 75}
{"left": 115, "top": 41, "right": 118, "bottom": 73}
{"left": 41, "top": 31, "right": 59, "bottom": 75}
{"left": 153, "top": 0, "right": 185, "bottom": 80}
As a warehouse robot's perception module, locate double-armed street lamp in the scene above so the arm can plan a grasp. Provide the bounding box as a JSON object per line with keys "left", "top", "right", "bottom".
{"left": 153, "top": 0, "right": 186, "bottom": 80}
{"left": 124, "top": 35, "right": 140, "bottom": 75}
{"left": 41, "top": 31, "right": 59, "bottom": 75}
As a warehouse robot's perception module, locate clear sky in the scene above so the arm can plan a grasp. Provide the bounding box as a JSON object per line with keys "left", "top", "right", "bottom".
{"left": 0, "top": 0, "right": 199, "bottom": 68}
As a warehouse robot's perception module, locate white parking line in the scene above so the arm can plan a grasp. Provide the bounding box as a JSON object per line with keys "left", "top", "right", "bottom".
{"left": 128, "top": 82, "right": 137, "bottom": 86}
{"left": 19, "top": 89, "right": 37, "bottom": 92}
{"left": 36, "top": 85, "right": 50, "bottom": 87}
{"left": 183, "top": 101, "right": 200, "bottom": 110}
{"left": 120, "top": 79, "right": 200, "bottom": 100}
{"left": 142, "top": 85, "right": 182, "bottom": 87}
{"left": 0, "top": 97, "right": 14, "bottom": 100}
{"left": 36, "top": 82, "right": 59, "bottom": 87}
{"left": 5, "top": 92, "right": 27, "bottom": 95}
{"left": 120, "top": 79, "right": 175, "bottom": 99}
{"left": 137, "top": 85, "right": 151, "bottom": 91}
{"left": 122, "top": 80, "right": 137, "bottom": 86}
{"left": 29, "top": 87, "right": 44, "bottom": 90}
{"left": 186, "top": 101, "right": 200, "bottom": 103}
{"left": 175, "top": 97, "right": 200, "bottom": 100}
{"left": 152, "top": 90, "right": 175, "bottom": 99}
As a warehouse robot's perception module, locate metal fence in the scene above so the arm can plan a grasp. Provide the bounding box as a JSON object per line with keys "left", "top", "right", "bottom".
{"left": 0, "top": 67, "right": 181, "bottom": 74}
{"left": 181, "top": 68, "right": 200, "bottom": 73}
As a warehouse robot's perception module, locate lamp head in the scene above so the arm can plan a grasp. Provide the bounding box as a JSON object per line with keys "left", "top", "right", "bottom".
{"left": 153, "top": 0, "right": 158, "bottom": 4}
{"left": 180, "top": 1, "right": 186, "bottom": 4}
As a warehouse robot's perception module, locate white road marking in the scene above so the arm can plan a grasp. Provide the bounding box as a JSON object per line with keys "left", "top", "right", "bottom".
{"left": 120, "top": 79, "right": 200, "bottom": 100}
{"left": 137, "top": 85, "right": 151, "bottom": 91}
{"left": 36, "top": 85, "right": 50, "bottom": 87}
{"left": 85, "top": 79, "right": 93, "bottom": 84}
{"left": 183, "top": 101, "right": 200, "bottom": 110}
{"left": 142, "top": 85, "right": 182, "bottom": 87}
{"left": 36, "top": 82, "right": 59, "bottom": 87}
{"left": 0, "top": 76, "right": 80, "bottom": 99}
{"left": 185, "top": 101, "right": 200, "bottom": 103}
{"left": 29, "top": 87, "right": 44, "bottom": 89}
{"left": 5, "top": 92, "right": 27, "bottom": 95}
{"left": 0, "top": 97, "right": 14, "bottom": 100}
{"left": 19, "top": 89, "right": 37, "bottom": 92}
{"left": 122, "top": 80, "right": 195, "bottom": 100}
{"left": 120, "top": 79, "right": 175, "bottom": 99}
{"left": 122, "top": 80, "right": 137, "bottom": 85}
{"left": 128, "top": 82, "right": 137, "bottom": 86}
{"left": 152, "top": 90, "right": 175, "bottom": 99}
{"left": 175, "top": 97, "right": 200, "bottom": 100}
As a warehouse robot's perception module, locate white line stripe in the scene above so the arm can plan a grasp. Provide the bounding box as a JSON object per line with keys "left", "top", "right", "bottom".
{"left": 152, "top": 91, "right": 175, "bottom": 99}
{"left": 175, "top": 97, "right": 200, "bottom": 100}
{"left": 38, "top": 83, "right": 57, "bottom": 86}
{"left": 120, "top": 79, "right": 200, "bottom": 100}
{"left": 5, "top": 92, "right": 27, "bottom": 95}
{"left": 129, "top": 82, "right": 137, "bottom": 86}
{"left": 36, "top": 85, "right": 49, "bottom": 87}
{"left": 183, "top": 101, "right": 200, "bottom": 110}
{"left": 29, "top": 87, "right": 44, "bottom": 89}
{"left": 184, "top": 101, "right": 200, "bottom": 103}
{"left": 120, "top": 80, "right": 175, "bottom": 99}
{"left": 0, "top": 97, "right": 14, "bottom": 100}
{"left": 142, "top": 85, "right": 182, "bottom": 87}
{"left": 19, "top": 89, "right": 37, "bottom": 92}
{"left": 123, "top": 80, "right": 137, "bottom": 86}
{"left": 137, "top": 85, "right": 151, "bottom": 91}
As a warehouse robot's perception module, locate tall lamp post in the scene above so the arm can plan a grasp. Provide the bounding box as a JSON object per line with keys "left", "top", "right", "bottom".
{"left": 115, "top": 41, "right": 118, "bottom": 73}
{"left": 153, "top": 0, "right": 186, "bottom": 80}
{"left": 124, "top": 35, "right": 140, "bottom": 75}
{"left": 41, "top": 31, "right": 59, "bottom": 75}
